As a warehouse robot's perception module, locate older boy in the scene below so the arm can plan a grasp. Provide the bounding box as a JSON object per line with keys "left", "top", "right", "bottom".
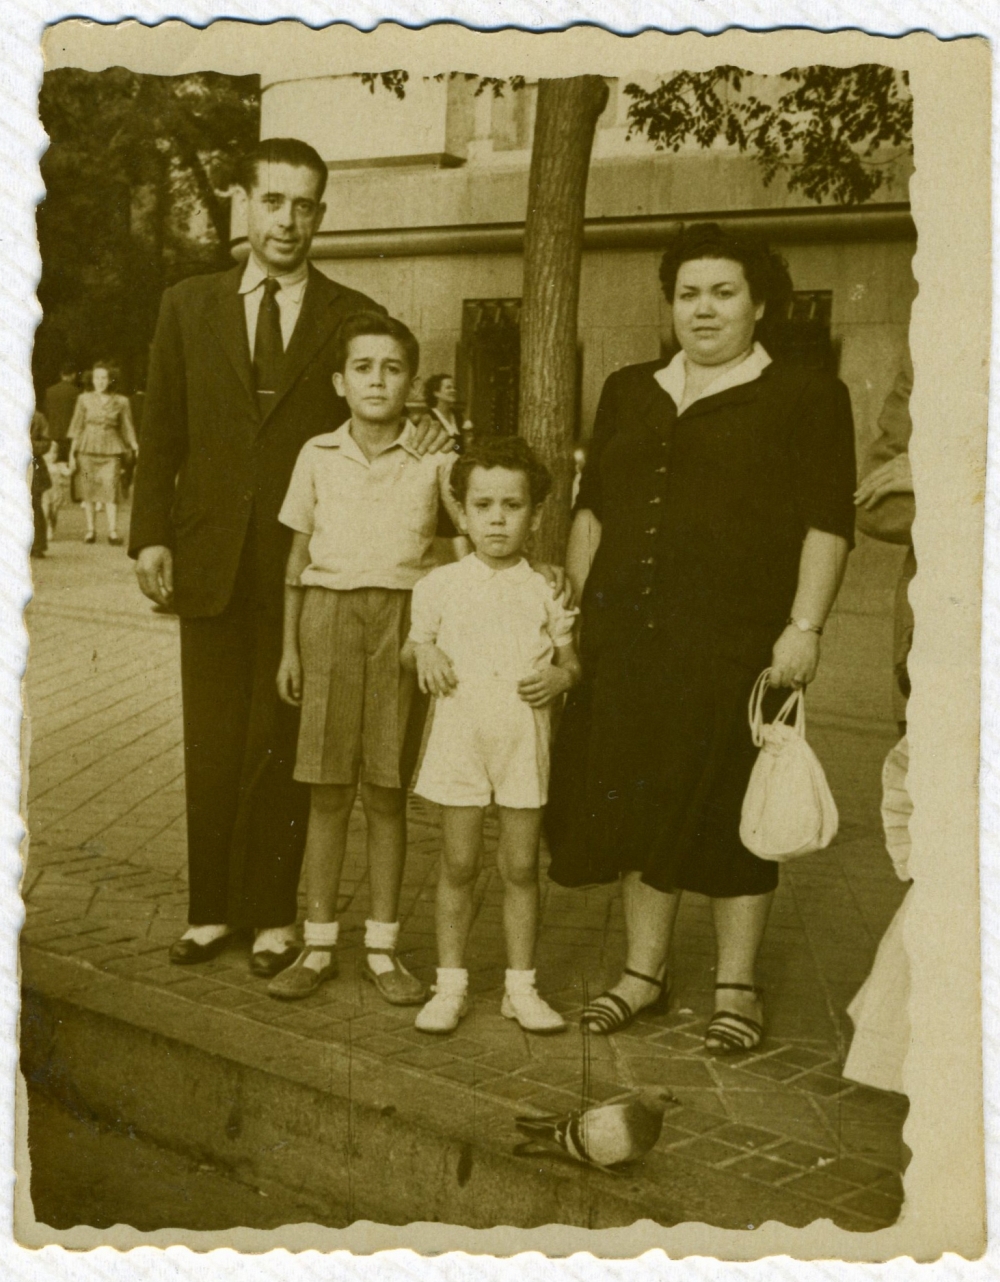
{"left": 271, "top": 312, "right": 464, "bottom": 1004}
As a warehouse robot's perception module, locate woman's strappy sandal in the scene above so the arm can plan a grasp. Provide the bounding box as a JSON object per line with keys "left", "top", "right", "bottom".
{"left": 704, "top": 982, "right": 764, "bottom": 1055}
{"left": 579, "top": 967, "right": 670, "bottom": 1035}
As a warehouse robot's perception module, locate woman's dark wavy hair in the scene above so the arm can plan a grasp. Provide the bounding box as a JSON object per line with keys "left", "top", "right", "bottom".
{"left": 450, "top": 434, "right": 552, "bottom": 508}
{"left": 659, "top": 222, "right": 793, "bottom": 348}
{"left": 424, "top": 373, "right": 452, "bottom": 408}
{"left": 89, "top": 359, "right": 121, "bottom": 391}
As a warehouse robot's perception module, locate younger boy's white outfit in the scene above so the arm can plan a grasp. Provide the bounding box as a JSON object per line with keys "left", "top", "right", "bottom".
{"left": 411, "top": 554, "right": 577, "bottom": 809}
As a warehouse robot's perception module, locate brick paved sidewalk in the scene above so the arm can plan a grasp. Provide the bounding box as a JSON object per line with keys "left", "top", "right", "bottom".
{"left": 22, "top": 507, "right": 909, "bottom": 1233}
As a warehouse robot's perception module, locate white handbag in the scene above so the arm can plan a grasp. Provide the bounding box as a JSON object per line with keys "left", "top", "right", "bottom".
{"left": 739, "top": 670, "right": 839, "bottom": 862}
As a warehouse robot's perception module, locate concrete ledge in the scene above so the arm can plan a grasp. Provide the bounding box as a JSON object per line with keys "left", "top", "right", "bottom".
{"left": 21, "top": 945, "right": 830, "bottom": 1236}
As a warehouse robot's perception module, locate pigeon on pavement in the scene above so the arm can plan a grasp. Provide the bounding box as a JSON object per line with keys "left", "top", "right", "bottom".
{"left": 514, "top": 1091, "right": 675, "bottom": 1168}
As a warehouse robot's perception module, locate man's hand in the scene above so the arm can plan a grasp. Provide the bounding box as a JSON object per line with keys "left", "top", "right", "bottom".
{"left": 518, "top": 665, "right": 575, "bottom": 708}
{"left": 135, "top": 545, "right": 174, "bottom": 608}
{"left": 854, "top": 453, "right": 913, "bottom": 509}
{"left": 277, "top": 651, "right": 303, "bottom": 707}
{"left": 533, "top": 563, "right": 575, "bottom": 609}
{"left": 410, "top": 416, "right": 454, "bottom": 456}
{"left": 769, "top": 627, "right": 821, "bottom": 690}
{"left": 413, "top": 642, "right": 458, "bottom": 697}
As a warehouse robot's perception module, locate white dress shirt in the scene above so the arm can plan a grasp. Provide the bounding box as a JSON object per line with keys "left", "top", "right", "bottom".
{"left": 239, "top": 255, "right": 310, "bottom": 351}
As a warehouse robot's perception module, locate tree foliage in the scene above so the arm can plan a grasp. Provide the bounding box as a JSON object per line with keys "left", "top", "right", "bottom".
{"left": 36, "top": 67, "right": 259, "bottom": 392}
{"left": 359, "top": 70, "right": 526, "bottom": 99}
{"left": 624, "top": 65, "right": 912, "bottom": 205}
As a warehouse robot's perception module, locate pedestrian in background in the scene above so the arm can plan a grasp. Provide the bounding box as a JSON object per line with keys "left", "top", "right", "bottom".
{"left": 545, "top": 223, "right": 856, "bottom": 1054}
{"left": 43, "top": 363, "right": 79, "bottom": 464}
{"left": 30, "top": 409, "right": 51, "bottom": 559}
{"left": 68, "top": 360, "right": 138, "bottom": 546}
{"left": 425, "top": 374, "right": 473, "bottom": 453}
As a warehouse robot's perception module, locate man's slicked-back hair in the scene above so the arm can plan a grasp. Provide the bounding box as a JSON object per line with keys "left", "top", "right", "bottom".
{"left": 450, "top": 434, "right": 553, "bottom": 508}
{"left": 333, "top": 312, "right": 420, "bottom": 375}
{"left": 235, "top": 137, "right": 329, "bottom": 201}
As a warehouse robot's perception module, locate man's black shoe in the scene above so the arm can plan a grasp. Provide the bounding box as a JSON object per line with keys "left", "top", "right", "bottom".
{"left": 168, "top": 933, "right": 232, "bottom": 965}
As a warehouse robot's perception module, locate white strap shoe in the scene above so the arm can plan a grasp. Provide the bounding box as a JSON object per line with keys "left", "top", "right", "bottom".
{"left": 501, "top": 988, "right": 567, "bottom": 1035}
{"left": 415, "top": 987, "right": 468, "bottom": 1034}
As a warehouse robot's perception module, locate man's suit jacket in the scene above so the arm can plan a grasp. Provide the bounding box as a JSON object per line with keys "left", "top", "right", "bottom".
{"left": 43, "top": 380, "right": 79, "bottom": 442}
{"left": 129, "top": 263, "right": 383, "bottom": 617}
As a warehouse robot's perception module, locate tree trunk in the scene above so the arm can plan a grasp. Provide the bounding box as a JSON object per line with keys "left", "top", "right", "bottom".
{"left": 519, "top": 75, "right": 609, "bottom": 563}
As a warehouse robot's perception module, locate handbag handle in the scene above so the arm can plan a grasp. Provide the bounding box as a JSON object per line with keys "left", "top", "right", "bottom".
{"left": 748, "top": 669, "right": 806, "bottom": 747}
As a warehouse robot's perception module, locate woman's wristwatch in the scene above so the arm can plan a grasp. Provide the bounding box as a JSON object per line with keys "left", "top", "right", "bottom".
{"left": 787, "top": 616, "right": 823, "bottom": 636}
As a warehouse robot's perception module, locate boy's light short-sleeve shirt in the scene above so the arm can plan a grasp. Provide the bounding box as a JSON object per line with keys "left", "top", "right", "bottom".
{"left": 279, "top": 420, "right": 456, "bottom": 591}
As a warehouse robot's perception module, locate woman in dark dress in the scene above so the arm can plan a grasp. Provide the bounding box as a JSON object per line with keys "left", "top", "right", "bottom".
{"left": 545, "top": 223, "right": 856, "bottom": 1053}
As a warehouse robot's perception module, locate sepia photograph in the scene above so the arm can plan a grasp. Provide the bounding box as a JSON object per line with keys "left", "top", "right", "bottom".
{"left": 14, "top": 20, "right": 988, "bottom": 1258}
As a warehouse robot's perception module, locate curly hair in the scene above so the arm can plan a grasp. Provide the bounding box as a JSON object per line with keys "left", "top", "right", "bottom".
{"left": 450, "top": 434, "right": 553, "bottom": 508}
{"left": 659, "top": 222, "right": 793, "bottom": 339}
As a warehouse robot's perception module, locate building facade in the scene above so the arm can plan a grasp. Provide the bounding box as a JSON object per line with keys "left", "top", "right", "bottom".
{"left": 237, "top": 72, "right": 917, "bottom": 726}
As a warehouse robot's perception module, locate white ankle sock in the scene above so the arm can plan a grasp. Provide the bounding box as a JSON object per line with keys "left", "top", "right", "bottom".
{"left": 182, "top": 924, "right": 229, "bottom": 946}
{"left": 505, "top": 968, "right": 537, "bottom": 994}
{"left": 301, "top": 921, "right": 338, "bottom": 972}
{"left": 365, "top": 919, "right": 399, "bottom": 975}
{"left": 304, "top": 921, "right": 339, "bottom": 948}
{"left": 252, "top": 925, "right": 296, "bottom": 955}
{"left": 435, "top": 967, "right": 469, "bottom": 994}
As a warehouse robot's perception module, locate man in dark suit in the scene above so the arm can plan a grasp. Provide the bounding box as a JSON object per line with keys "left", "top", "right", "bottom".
{"left": 43, "top": 364, "right": 79, "bottom": 463}
{"left": 130, "top": 138, "right": 447, "bottom": 975}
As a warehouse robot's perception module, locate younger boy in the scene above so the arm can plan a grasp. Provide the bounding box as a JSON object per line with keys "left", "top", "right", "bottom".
{"left": 402, "top": 436, "right": 581, "bottom": 1035}
{"left": 272, "top": 312, "right": 464, "bottom": 1004}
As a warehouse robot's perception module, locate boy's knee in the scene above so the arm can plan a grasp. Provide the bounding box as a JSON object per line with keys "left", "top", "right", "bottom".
{"left": 311, "top": 784, "right": 356, "bottom": 815}
{"left": 360, "top": 783, "right": 405, "bottom": 818}
{"left": 500, "top": 858, "right": 539, "bottom": 889}
{"left": 441, "top": 854, "right": 480, "bottom": 888}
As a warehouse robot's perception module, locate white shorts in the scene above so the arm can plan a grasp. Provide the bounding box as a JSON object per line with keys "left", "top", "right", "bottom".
{"left": 415, "top": 681, "right": 551, "bottom": 810}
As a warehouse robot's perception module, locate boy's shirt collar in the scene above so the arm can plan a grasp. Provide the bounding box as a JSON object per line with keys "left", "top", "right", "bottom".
{"left": 311, "top": 419, "right": 423, "bottom": 464}
{"left": 463, "top": 553, "right": 534, "bottom": 583}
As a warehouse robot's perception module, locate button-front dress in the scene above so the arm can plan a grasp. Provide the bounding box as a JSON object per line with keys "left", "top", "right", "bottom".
{"left": 545, "top": 354, "right": 857, "bottom": 898}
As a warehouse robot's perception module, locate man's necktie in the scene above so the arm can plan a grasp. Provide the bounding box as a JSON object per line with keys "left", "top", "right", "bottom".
{"left": 253, "top": 277, "right": 283, "bottom": 397}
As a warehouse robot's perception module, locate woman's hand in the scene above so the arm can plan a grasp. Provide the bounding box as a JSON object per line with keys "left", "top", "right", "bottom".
{"left": 854, "top": 453, "right": 912, "bottom": 509}
{"left": 769, "top": 626, "right": 821, "bottom": 689}
{"left": 413, "top": 642, "right": 458, "bottom": 697}
{"left": 276, "top": 650, "right": 303, "bottom": 707}
{"left": 533, "top": 563, "right": 575, "bottom": 609}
